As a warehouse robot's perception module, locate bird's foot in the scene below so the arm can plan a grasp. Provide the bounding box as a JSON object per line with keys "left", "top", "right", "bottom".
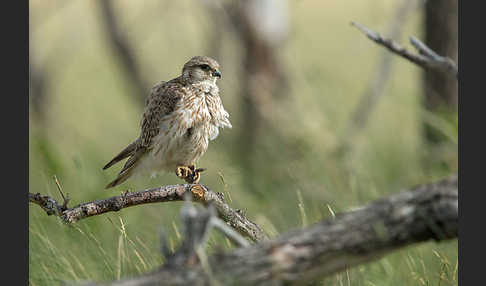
{"left": 189, "top": 165, "right": 206, "bottom": 184}
{"left": 176, "top": 166, "right": 193, "bottom": 181}
{"left": 176, "top": 165, "right": 206, "bottom": 184}
{"left": 187, "top": 165, "right": 206, "bottom": 184}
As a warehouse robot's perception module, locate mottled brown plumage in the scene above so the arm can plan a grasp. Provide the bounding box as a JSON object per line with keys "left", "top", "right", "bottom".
{"left": 104, "top": 56, "right": 231, "bottom": 189}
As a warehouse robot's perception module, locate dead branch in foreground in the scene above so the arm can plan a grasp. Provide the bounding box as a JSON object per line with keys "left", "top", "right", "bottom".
{"left": 29, "top": 184, "right": 267, "bottom": 242}
{"left": 351, "top": 21, "right": 458, "bottom": 78}
{"left": 77, "top": 174, "right": 457, "bottom": 286}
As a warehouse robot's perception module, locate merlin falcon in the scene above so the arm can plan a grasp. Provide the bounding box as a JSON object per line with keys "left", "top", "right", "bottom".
{"left": 103, "top": 56, "right": 232, "bottom": 189}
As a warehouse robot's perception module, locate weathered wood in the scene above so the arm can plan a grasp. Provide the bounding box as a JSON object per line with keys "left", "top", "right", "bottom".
{"left": 351, "top": 21, "right": 458, "bottom": 78}
{"left": 29, "top": 184, "right": 267, "bottom": 242}
{"left": 77, "top": 175, "right": 458, "bottom": 286}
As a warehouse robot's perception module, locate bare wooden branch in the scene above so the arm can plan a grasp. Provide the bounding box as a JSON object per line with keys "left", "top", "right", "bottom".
{"left": 29, "top": 184, "right": 267, "bottom": 242}
{"left": 351, "top": 21, "right": 458, "bottom": 78}
{"left": 76, "top": 175, "right": 458, "bottom": 286}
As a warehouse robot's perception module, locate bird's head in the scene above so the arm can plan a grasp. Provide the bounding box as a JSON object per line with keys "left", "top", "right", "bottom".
{"left": 182, "top": 56, "right": 222, "bottom": 84}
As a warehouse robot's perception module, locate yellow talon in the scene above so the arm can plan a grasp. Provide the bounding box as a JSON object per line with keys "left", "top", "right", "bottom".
{"left": 186, "top": 166, "right": 206, "bottom": 184}
{"left": 176, "top": 166, "right": 192, "bottom": 179}
{"left": 176, "top": 165, "right": 206, "bottom": 184}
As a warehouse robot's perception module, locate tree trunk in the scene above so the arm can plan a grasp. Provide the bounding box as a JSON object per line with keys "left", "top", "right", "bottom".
{"left": 423, "top": 0, "right": 458, "bottom": 144}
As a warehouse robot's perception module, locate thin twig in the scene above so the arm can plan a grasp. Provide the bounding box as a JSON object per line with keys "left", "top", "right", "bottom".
{"left": 53, "top": 175, "right": 70, "bottom": 209}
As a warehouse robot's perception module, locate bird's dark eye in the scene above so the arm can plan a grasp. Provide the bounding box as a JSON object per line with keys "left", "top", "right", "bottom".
{"left": 200, "top": 64, "right": 210, "bottom": 71}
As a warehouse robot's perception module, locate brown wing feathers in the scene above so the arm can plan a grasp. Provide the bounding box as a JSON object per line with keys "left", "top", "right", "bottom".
{"left": 103, "top": 79, "right": 183, "bottom": 189}
{"left": 102, "top": 140, "right": 138, "bottom": 170}
{"left": 104, "top": 147, "right": 146, "bottom": 189}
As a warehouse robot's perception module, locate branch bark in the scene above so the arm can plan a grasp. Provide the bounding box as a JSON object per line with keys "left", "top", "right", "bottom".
{"left": 76, "top": 174, "right": 458, "bottom": 286}
{"left": 29, "top": 184, "right": 267, "bottom": 243}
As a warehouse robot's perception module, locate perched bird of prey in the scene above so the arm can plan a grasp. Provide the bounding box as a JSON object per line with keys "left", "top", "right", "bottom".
{"left": 103, "top": 56, "right": 231, "bottom": 189}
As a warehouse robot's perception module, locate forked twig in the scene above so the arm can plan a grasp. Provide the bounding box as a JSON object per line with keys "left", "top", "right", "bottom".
{"left": 351, "top": 21, "right": 458, "bottom": 77}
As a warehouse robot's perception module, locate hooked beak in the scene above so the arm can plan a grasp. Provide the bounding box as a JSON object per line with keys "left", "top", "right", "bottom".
{"left": 212, "top": 70, "right": 222, "bottom": 78}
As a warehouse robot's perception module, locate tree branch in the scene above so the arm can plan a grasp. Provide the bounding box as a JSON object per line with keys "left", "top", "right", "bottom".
{"left": 29, "top": 184, "right": 267, "bottom": 243}
{"left": 76, "top": 174, "right": 458, "bottom": 286}
{"left": 351, "top": 21, "right": 458, "bottom": 78}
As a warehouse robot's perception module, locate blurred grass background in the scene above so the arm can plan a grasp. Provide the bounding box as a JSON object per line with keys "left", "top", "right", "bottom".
{"left": 29, "top": 0, "right": 458, "bottom": 285}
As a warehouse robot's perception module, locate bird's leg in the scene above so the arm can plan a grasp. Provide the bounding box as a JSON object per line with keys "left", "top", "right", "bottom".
{"left": 186, "top": 165, "right": 206, "bottom": 184}
{"left": 176, "top": 166, "right": 193, "bottom": 181}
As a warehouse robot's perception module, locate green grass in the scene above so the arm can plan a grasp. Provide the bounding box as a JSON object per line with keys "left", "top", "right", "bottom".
{"left": 29, "top": 0, "right": 457, "bottom": 285}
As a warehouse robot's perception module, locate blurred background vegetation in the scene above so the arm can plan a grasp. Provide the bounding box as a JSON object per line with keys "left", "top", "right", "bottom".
{"left": 29, "top": 0, "right": 458, "bottom": 285}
